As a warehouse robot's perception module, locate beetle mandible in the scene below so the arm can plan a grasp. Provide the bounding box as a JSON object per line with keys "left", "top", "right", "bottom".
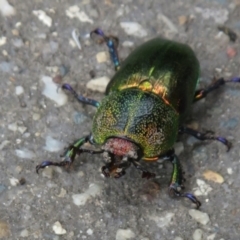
{"left": 37, "top": 28, "right": 240, "bottom": 208}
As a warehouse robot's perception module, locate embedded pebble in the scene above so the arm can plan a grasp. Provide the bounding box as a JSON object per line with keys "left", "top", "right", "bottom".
{"left": 227, "top": 168, "right": 233, "bottom": 175}
{"left": 57, "top": 188, "right": 67, "bottom": 198}
{"left": 41, "top": 167, "right": 53, "bottom": 179}
{"left": 32, "top": 113, "right": 41, "bottom": 121}
{"left": 86, "top": 76, "right": 110, "bottom": 92}
{"left": 86, "top": 229, "right": 93, "bottom": 235}
{"left": 0, "top": 61, "right": 13, "bottom": 72}
{"left": 174, "top": 237, "right": 183, "bottom": 240}
{"left": 72, "top": 183, "right": 102, "bottom": 206}
{"left": 222, "top": 117, "right": 238, "bottom": 129}
{"left": 71, "top": 29, "right": 82, "bottom": 50}
{"left": 96, "top": 51, "right": 109, "bottom": 63}
{"left": 0, "top": 140, "right": 10, "bottom": 150}
{"left": 178, "top": 15, "right": 188, "bottom": 25}
{"left": 9, "top": 177, "right": 19, "bottom": 186}
{"left": 203, "top": 170, "right": 224, "bottom": 183}
{"left": 15, "top": 86, "right": 24, "bottom": 95}
{"left": 122, "top": 41, "right": 134, "bottom": 47}
{"left": 189, "top": 209, "right": 210, "bottom": 225}
{"left": 8, "top": 122, "right": 18, "bottom": 132}
{"left": 43, "top": 136, "right": 66, "bottom": 152}
{"left": 15, "top": 149, "right": 36, "bottom": 159}
{"left": 0, "top": 0, "right": 16, "bottom": 17}
{"left": 174, "top": 142, "right": 184, "bottom": 155}
{"left": 207, "top": 233, "right": 216, "bottom": 240}
{"left": 0, "top": 36, "right": 7, "bottom": 46}
{"left": 73, "top": 112, "right": 87, "bottom": 124}
{"left": 0, "top": 184, "right": 6, "bottom": 193}
{"left": 20, "top": 229, "right": 29, "bottom": 237}
{"left": 18, "top": 126, "right": 27, "bottom": 134}
{"left": 33, "top": 10, "right": 52, "bottom": 27}
{"left": 193, "top": 229, "right": 203, "bottom": 240}
{"left": 52, "top": 221, "right": 67, "bottom": 235}
{"left": 41, "top": 76, "right": 68, "bottom": 106}
{"left": 66, "top": 6, "right": 93, "bottom": 24}
{"left": 158, "top": 14, "right": 178, "bottom": 33}
{"left": 194, "top": 179, "right": 213, "bottom": 196}
{"left": 120, "top": 22, "right": 147, "bottom": 37}
{"left": 116, "top": 229, "right": 136, "bottom": 240}
{"left": 148, "top": 212, "right": 175, "bottom": 228}
{"left": 12, "top": 38, "right": 23, "bottom": 48}
{"left": 0, "top": 221, "right": 10, "bottom": 238}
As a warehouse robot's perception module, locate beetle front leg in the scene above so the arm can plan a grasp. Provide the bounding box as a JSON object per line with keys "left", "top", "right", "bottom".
{"left": 194, "top": 77, "right": 240, "bottom": 102}
{"left": 166, "top": 151, "right": 201, "bottom": 209}
{"left": 36, "top": 135, "right": 103, "bottom": 173}
{"left": 179, "top": 126, "right": 231, "bottom": 151}
{"left": 131, "top": 160, "right": 156, "bottom": 179}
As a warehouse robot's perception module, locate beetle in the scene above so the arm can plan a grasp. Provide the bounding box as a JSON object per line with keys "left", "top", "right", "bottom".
{"left": 36, "top": 28, "right": 240, "bottom": 208}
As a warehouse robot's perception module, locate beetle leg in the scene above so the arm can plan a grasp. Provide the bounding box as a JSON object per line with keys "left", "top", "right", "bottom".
{"left": 90, "top": 28, "right": 120, "bottom": 70}
{"left": 62, "top": 83, "right": 100, "bottom": 108}
{"left": 194, "top": 77, "right": 240, "bottom": 102}
{"left": 36, "top": 135, "right": 103, "bottom": 173}
{"left": 179, "top": 126, "right": 232, "bottom": 151}
{"left": 167, "top": 152, "right": 201, "bottom": 209}
{"left": 102, "top": 161, "right": 131, "bottom": 178}
{"left": 131, "top": 160, "right": 156, "bottom": 179}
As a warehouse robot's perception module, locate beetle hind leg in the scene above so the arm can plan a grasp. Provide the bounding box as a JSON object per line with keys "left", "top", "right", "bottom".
{"left": 194, "top": 76, "right": 240, "bottom": 102}
{"left": 179, "top": 126, "right": 232, "bottom": 151}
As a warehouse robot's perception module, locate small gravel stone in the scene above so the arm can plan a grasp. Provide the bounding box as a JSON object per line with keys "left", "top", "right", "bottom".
{"left": 203, "top": 170, "right": 224, "bottom": 183}
{"left": 0, "top": 184, "right": 6, "bottom": 194}
{"left": 41, "top": 76, "right": 68, "bottom": 106}
{"left": 18, "top": 126, "right": 27, "bottom": 134}
{"left": 0, "top": 36, "right": 7, "bottom": 46}
{"left": 86, "top": 76, "right": 110, "bottom": 92}
{"left": 193, "top": 229, "right": 203, "bottom": 240}
{"left": 33, "top": 10, "right": 52, "bottom": 27}
{"left": 207, "top": 233, "right": 216, "bottom": 240}
{"left": 52, "top": 221, "right": 67, "bottom": 235}
{"left": 12, "top": 38, "right": 23, "bottom": 48}
{"left": 0, "top": 140, "right": 10, "bottom": 150}
{"left": 32, "top": 113, "right": 41, "bottom": 121}
{"left": 148, "top": 212, "right": 175, "bottom": 228}
{"left": 86, "top": 229, "right": 93, "bottom": 235}
{"left": 0, "top": 61, "right": 13, "bottom": 73}
{"left": 174, "top": 142, "right": 184, "bottom": 155}
{"left": 15, "top": 86, "right": 24, "bottom": 95}
{"left": 20, "top": 229, "right": 29, "bottom": 237}
{"left": 66, "top": 5, "right": 93, "bottom": 24}
{"left": 122, "top": 41, "right": 134, "bottom": 47}
{"left": 8, "top": 122, "right": 18, "bottom": 132}
{"left": 116, "top": 229, "right": 136, "bottom": 240}
{"left": 57, "top": 188, "right": 67, "bottom": 198}
{"left": 189, "top": 209, "right": 210, "bottom": 225}
{"left": 174, "top": 237, "right": 183, "bottom": 240}
{"left": 222, "top": 118, "right": 238, "bottom": 129}
{"left": 0, "top": 0, "right": 16, "bottom": 17}
{"left": 9, "top": 177, "right": 19, "bottom": 186}
{"left": 0, "top": 221, "right": 10, "bottom": 238}
{"left": 96, "top": 51, "right": 109, "bottom": 63}
{"left": 15, "top": 148, "right": 36, "bottom": 159}
{"left": 73, "top": 112, "right": 87, "bottom": 124}
{"left": 42, "top": 167, "right": 53, "bottom": 179}
{"left": 194, "top": 179, "right": 213, "bottom": 196}
{"left": 43, "top": 136, "right": 66, "bottom": 152}
{"left": 120, "top": 22, "right": 147, "bottom": 37}
{"left": 227, "top": 168, "right": 233, "bottom": 175}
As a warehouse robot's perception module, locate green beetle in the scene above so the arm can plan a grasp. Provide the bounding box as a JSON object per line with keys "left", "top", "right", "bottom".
{"left": 37, "top": 28, "right": 239, "bottom": 208}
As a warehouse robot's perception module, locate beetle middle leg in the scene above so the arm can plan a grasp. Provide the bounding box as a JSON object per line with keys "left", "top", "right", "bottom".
{"left": 164, "top": 150, "right": 201, "bottom": 209}
{"left": 193, "top": 76, "right": 240, "bottom": 102}
{"left": 179, "top": 126, "right": 232, "bottom": 151}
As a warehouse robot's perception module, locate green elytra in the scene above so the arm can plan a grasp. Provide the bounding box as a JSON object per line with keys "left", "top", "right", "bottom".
{"left": 93, "top": 38, "right": 199, "bottom": 158}
{"left": 36, "top": 28, "right": 237, "bottom": 208}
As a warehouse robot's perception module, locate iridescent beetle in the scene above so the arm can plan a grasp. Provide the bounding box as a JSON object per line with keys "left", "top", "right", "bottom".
{"left": 37, "top": 29, "right": 240, "bottom": 208}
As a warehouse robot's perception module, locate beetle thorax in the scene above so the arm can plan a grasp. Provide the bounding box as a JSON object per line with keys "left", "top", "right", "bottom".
{"left": 102, "top": 138, "right": 139, "bottom": 159}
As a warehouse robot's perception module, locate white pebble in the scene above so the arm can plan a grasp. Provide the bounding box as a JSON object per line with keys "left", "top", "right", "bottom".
{"left": 0, "top": 0, "right": 16, "bottom": 17}
{"left": 158, "top": 14, "right": 178, "bottom": 33}
{"left": 86, "top": 76, "right": 110, "bottom": 93}
{"left": 0, "top": 140, "right": 10, "bottom": 150}
{"left": 52, "top": 221, "right": 67, "bottom": 235}
{"left": 122, "top": 41, "right": 134, "bottom": 47}
{"left": 15, "top": 149, "right": 36, "bottom": 159}
{"left": 189, "top": 209, "right": 210, "bottom": 225}
{"left": 9, "top": 177, "right": 19, "bottom": 186}
{"left": 8, "top": 122, "right": 18, "bottom": 132}
{"left": 41, "top": 76, "right": 68, "bottom": 106}
{"left": 148, "top": 212, "right": 175, "bottom": 228}
{"left": 116, "top": 229, "right": 135, "bottom": 240}
{"left": 20, "top": 229, "right": 29, "bottom": 237}
{"left": 227, "top": 168, "right": 233, "bottom": 175}
{"left": 33, "top": 10, "right": 52, "bottom": 27}
{"left": 120, "top": 22, "right": 147, "bottom": 38}
{"left": 86, "top": 229, "right": 93, "bottom": 235}
{"left": 72, "top": 29, "right": 82, "bottom": 50}
{"left": 72, "top": 183, "right": 102, "bottom": 206}
{"left": 207, "top": 233, "right": 216, "bottom": 240}
{"left": 17, "top": 126, "right": 27, "bottom": 134}
{"left": 43, "top": 136, "right": 66, "bottom": 152}
{"left": 0, "top": 36, "right": 7, "bottom": 46}
{"left": 193, "top": 229, "right": 203, "bottom": 240}
{"left": 15, "top": 86, "right": 24, "bottom": 95}
{"left": 66, "top": 6, "right": 93, "bottom": 24}
{"left": 96, "top": 51, "right": 109, "bottom": 63}
{"left": 193, "top": 179, "right": 213, "bottom": 196}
